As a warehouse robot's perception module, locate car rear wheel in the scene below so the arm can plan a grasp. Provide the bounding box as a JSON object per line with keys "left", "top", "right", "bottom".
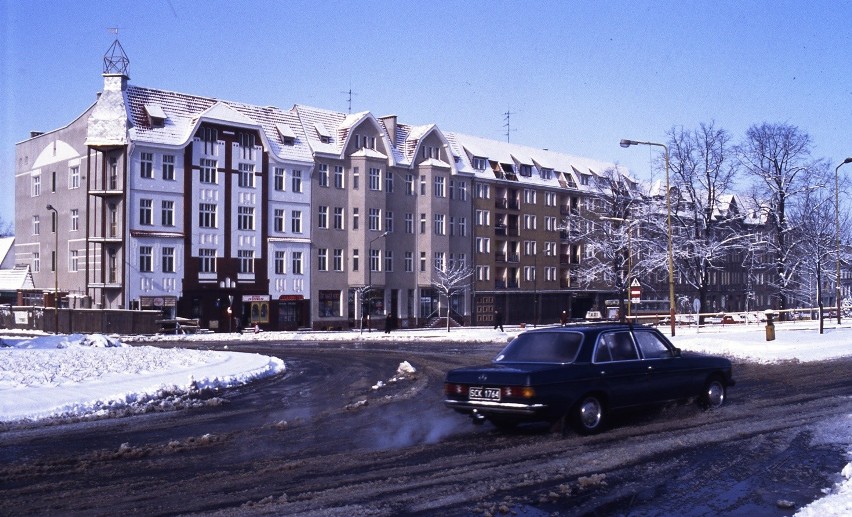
{"left": 700, "top": 378, "right": 726, "bottom": 409}
{"left": 573, "top": 395, "right": 606, "bottom": 435}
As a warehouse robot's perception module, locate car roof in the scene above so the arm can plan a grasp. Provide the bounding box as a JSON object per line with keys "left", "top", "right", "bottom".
{"left": 522, "top": 323, "right": 649, "bottom": 335}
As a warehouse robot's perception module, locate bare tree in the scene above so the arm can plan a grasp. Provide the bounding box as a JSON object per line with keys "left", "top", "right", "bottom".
{"left": 667, "top": 122, "right": 747, "bottom": 319}
{"left": 0, "top": 215, "right": 12, "bottom": 237}
{"left": 431, "top": 262, "right": 474, "bottom": 332}
{"left": 737, "top": 122, "right": 828, "bottom": 315}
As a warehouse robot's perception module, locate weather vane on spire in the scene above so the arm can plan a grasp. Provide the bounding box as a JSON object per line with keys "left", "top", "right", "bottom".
{"left": 103, "top": 28, "right": 129, "bottom": 76}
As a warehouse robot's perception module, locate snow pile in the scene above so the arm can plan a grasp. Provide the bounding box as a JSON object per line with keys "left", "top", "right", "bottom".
{"left": 0, "top": 334, "right": 284, "bottom": 423}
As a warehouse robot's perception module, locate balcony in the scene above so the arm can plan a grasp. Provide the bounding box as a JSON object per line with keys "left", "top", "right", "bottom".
{"left": 495, "top": 280, "right": 520, "bottom": 290}
{"left": 495, "top": 252, "right": 506, "bottom": 263}
{"left": 507, "top": 253, "right": 520, "bottom": 263}
{"left": 560, "top": 254, "right": 580, "bottom": 265}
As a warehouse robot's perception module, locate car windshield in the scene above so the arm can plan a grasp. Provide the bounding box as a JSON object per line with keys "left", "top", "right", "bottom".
{"left": 495, "top": 331, "right": 583, "bottom": 363}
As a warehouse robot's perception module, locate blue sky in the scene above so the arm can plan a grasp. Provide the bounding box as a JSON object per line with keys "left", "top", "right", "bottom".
{"left": 2, "top": 1, "right": 851, "bottom": 229}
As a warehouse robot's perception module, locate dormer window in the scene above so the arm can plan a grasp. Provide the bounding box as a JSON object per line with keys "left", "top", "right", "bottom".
{"left": 540, "top": 167, "right": 553, "bottom": 180}
{"left": 356, "top": 134, "right": 376, "bottom": 150}
{"left": 422, "top": 146, "right": 439, "bottom": 159}
{"left": 314, "top": 123, "right": 332, "bottom": 144}
{"left": 276, "top": 123, "right": 296, "bottom": 146}
{"left": 144, "top": 103, "right": 167, "bottom": 127}
{"left": 519, "top": 164, "right": 532, "bottom": 177}
{"left": 472, "top": 156, "right": 487, "bottom": 170}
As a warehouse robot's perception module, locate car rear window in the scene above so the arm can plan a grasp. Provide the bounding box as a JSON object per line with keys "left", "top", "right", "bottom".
{"left": 495, "top": 332, "right": 583, "bottom": 363}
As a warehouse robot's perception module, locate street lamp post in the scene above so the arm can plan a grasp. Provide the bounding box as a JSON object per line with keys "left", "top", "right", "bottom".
{"left": 620, "top": 139, "right": 676, "bottom": 336}
{"left": 363, "top": 230, "right": 389, "bottom": 333}
{"left": 46, "top": 204, "right": 59, "bottom": 334}
{"left": 835, "top": 158, "right": 852, "bottom": 325}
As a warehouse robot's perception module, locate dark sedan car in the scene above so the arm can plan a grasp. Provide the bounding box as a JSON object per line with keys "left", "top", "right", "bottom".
{"left": 444, "top": 323, "right": 735, "bottom": 434}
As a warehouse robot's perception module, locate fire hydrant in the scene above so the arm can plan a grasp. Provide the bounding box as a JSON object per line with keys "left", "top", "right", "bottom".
{"left": 764, "top": 310, "right": 776, "bottom": 341}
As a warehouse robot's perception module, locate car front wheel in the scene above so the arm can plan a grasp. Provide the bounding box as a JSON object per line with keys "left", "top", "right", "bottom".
{"left": 573, "top": 395, "right": 606, "bottom": 435}
{"left": 700, "top": 378, "right": 726, "bottom": 409}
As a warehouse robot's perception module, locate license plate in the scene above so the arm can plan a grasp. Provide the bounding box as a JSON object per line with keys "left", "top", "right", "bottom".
{"left": 469, "top": 386, "right": 501, "bottom": 401}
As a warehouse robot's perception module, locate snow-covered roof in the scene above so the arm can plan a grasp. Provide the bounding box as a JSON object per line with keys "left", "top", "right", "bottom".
{"left": 0, "top": 237, "right": 14, "bottom": 269}
{"left": 0, "top": 265, "right": 34, "bottom": 292}
{"left": 124, "top": 86, "right": 313, "bottom": 163}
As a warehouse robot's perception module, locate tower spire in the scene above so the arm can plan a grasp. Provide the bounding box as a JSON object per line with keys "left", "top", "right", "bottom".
{"left": 103, "top": 30, "right": 129, "bottom": 76}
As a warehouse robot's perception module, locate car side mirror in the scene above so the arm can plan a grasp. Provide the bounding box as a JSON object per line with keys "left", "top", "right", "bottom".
{"left": 672, "top": 347, "right": 682, "bottom": 357}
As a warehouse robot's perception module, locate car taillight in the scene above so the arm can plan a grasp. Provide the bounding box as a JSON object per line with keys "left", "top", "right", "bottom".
{"left": 503, "top": 386, "right": 535, "bottom": 398}
{"left": 445, "top": 383, "right": 468, "bottom": 396}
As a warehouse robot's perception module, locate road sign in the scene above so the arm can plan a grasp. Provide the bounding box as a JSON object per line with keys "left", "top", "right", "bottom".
{"left": 629, "top": 279, "right": 641, "bottom": 304}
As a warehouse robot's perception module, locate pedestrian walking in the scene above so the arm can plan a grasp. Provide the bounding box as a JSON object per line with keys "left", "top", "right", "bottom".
{"left": 494, "top": 310, "right": 504, "bottom": 332}
{"left": 560, "top": 310, "right": 568, "bottom": 326}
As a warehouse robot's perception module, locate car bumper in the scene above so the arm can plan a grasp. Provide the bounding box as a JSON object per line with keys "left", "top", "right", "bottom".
{"left": 444, "top": 399, "right": 548, "bottom": 416}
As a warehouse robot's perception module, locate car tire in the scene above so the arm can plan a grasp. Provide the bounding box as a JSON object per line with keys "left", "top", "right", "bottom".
{"left": 700, "top": 377, "right": 726, "bottom": 409}
{"left": 573, "top": 395, "right": 606, "bottom": 435}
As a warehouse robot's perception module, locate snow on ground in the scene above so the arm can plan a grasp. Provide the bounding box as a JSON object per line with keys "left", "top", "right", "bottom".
{"left": 0, "top": 322, "right": 850, "bottom": 514}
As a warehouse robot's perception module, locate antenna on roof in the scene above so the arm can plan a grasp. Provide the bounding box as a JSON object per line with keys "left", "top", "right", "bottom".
{"left": 503, "top": 107, "right": 518, "bottom": 142}
{"left": 341, "top": 85, "right": 357, "bottom": 114}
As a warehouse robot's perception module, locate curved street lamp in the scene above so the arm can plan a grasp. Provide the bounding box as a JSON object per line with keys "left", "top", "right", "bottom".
{"left": 835, "top": 157, "right": 852, "bottom": 324}
{"left": 620, "top": 139, "right": 676, "bottom": 336}
{"left": 46, "top": 204, "right": 59, "bottom": 334}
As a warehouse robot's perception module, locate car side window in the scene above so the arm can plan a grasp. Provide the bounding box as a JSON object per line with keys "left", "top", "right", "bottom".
{"left": 634, "top": 331, "right": 673, "bottom": 359}
{"left": 595, "top": 332, "right": 639, "bottom": 362}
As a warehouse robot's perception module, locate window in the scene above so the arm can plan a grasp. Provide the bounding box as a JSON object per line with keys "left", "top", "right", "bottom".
{"left": 370, "top": 249, "right": 380, "bottom": 272}
{"left": 369, "top": 167, "right": 381, "bottom": 190}
{"left": 524, "top": 266, "right": 536, "bottom": 282}
{"left": 291, "top": 210, "right": 302, "bottom": 233}
{"left": 51, "top": 170, "right": 56, "bottom": 192}
{"left": 457, "top": 182, "right": 468, "bottom": 200}
{"left": 291, "top": 169, "right": 303, "bottom": 193}
{"left": 274, "top": 209, "right": 285, "bottom": 233}
{"left": 385, "top": 170, "right": 394, "bottom": 193}
{"left": 319, "top": 290, "right": 341, "bottom": 317}
{"left": 199, "top": 127, "right": 218, "bottom": 154}
{"left": 318, "top": 164, "right": 329, "bottom": 187}
{"left": 420, "top": 213, "right": 426, "bottom": 234}
{"left": 69, "top": 166, "right": 80, "bottom": 189}
{"left": 353, "top": 249, "right": 359, "bottom": 272}
{"left": 433, "top": 214, "right": 445, "bottom": 235}
{"left": 353, "top": 208, "right": 359, "bottom": 230}
{"left": 139, "top": 199, "right": 153, "bottom": 225}
{"left": 334, "top": 166, "right": 344, "bottom": 188}
{"left": 476, "top": 210, "right": 490, "bottom": 226}
{"left": 318, "top": 206, "right": 329, "bottom": 229}
{"left": 33, "top": 252, "right": 40, "bottom": 273}
{"left": 274, "top": 167, "right": 285, "bottom": 191}
{"left": 405, "top": 174, "right": 414, "bottom": 195}
{"left": 420, "top": 251, "right": 426, "bottom": 272}
{"left": 405, "top": 213, "right": 414, "bottom": 234}
{"left": 70, "top": 209, "right": 79, "bottom": 231}
{"left": 333, "top": 249, "right": 343, "bottom": 271}
{"left": 32, "top": 174, "right": 41, "bottom": 197}
{"left": 50, "top": 210, "right": 56, "bottom": 233}
{"left": 434, "top": 176, "right": 445, "bottom": 197}
{"left": 433, "top": 251, "right": 445, "bottom": 271}
{"left": 385, "top": 211, "right": 393, "bottom": 233}
{"left": 477, "top": 265, "right": 490, "bottom": 281}
{"left": 420, "top": 175, "right": 426, "bottom": 195}
{"left": 162, "top": 155, "right": 175, "bottom": 181}
{"left": 32, "top": 215, "right": 40, "bottom": 235}
{"left": 199, "top": 248, "right": 216, "bottom": 273}
{"left": 458, "top": 217, "right": 467, "bottom": 236}
{"left": 476, "top": 183, "right": 489, "bottom": 199}
{"left": 292, "top": 251, "right": 303, "bottom": 275}
{"left": 238, "top": 163, "right": 255, "bottom": 188}
{"left": 162, "top": 247, "right": 175, "bottom": 273}
{"left": 353, "top": 167, "right": 360, "bottom": 189}
{"left": 404, "top": 251, "right": 413, "bottom": 272}
{"left": 545, "top": 192, "right": 556, "bottom": 206}
{"left": 238, "top": 250, "right": 255, "bottom": 273}
{"left": 368, "top": 208, "right": 381, "bottom": 231}
{"left": 524, "top": 189, "right": 536, "bottom": 204}
{"left": 520, "top": 164, "right": 532, "bottom": 177}
{"left": 541, "top": 168, "right": 553, "bottom": 180}
{"left": 596, "top": 332, "right": 639, "bottom": 362}
{"left": 200, "top": 159, "right": 217, "bottom": 184}
{"left": 545, "top": 216, "right": 557, "bottom": 231}
{"left": 476, "top": 237, "right": 491, "bottom": 253}
{"left": 139, "top": 246, "right": 153, "bottom": 272}
{"left": 161, "top": 200, "right": 175, "bottom": 227}
{"left": 69, "top": 250, "right": 79, "bottom": 273}
{"left": 524, "top": 214, "right": 537, "bottom": 230}
{"left": 524, "top": 240, "right": 537, "bottom": 256}
{"left": 317, "top": 248, "right": 328, "bottom": 271}
{"left": 238, "top": 206, "right": 255, "bottom": 230}
{"left": 140, "top": 152, "right": 153, "bottom": 178}
{"left": 333, "top": 207, "right": 344, "bottom": 230}
{"left": 238, "top": 132, "right": 255, "bottom": 160}
{"left": 472, "top": 156, "right": 487, "bottom": 170}
{"left": 199, "top": 203, "right": 217, "bottom": 228}
{"left": 385, "top": 250, "right": 393, "bottom": 272}
{"left": 634, "top": 331, "right": 674, "bottom": 359}
{"left": 275, "top": 251, "right": 286, "bottom": 274}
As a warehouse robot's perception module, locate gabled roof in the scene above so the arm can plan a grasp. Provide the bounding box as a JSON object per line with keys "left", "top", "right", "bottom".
{"left": 0, "top": 237, "right": 14, "bottom": 269}
{"left": 124, "top": 86, "right": 313, "bottom": 163}
{"left": 0, "top": 266, "right": 34, "bottom": 292}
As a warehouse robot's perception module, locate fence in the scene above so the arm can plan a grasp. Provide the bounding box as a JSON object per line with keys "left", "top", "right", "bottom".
{"left": 0, "top": 306, "right": 161, "bottom": 335}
